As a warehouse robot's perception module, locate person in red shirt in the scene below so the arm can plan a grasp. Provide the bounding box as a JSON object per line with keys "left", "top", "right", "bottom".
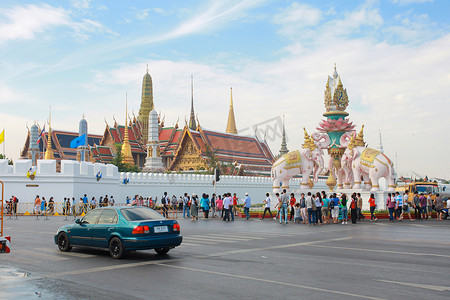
{"left": 232, "top": 193, "right": 238, "bottom": 216}
{"left": 368, "top": 193, "right": 377, "bottom": 221}
{"left": 289, "top": 193, "right": 296, "bottom": 221}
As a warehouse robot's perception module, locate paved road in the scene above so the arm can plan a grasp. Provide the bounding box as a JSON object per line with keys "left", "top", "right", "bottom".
{"left": 1, "top": 214, "right": 450, "bottom": 299}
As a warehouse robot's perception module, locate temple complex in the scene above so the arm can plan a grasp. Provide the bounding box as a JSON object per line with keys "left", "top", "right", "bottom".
{"left": 20, "top": 67, "right": 275, "bottom": 174}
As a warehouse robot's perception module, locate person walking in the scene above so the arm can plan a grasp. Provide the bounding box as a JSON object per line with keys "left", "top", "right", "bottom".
{"left": 413, "top": 192, "right": 421, "bottom": 220}
{"left": 210, "top": 193, "right": 216, "bottom": 218}
{"left": 426, "top": 192, "right": 433, "bottom": 219}
{"left": 401, "top": 191, "right": 414, "bottom": 221}
{"left": 340, "top": 194, "right": 348, "bottom": 224}
{"left": 190, "top": 194, "right": 198, "bottom": 221}
{"left": 217, "top": 195, "right": 224, "bottom": 218}
{"left": 279, "top": 189, "right": 289, "bottom": 224}
{"left": 161, "top": 192, "right": 169, "bottom": 218}
{"left": 261, "top": 193, "right": 273, "bottom": 220}
{"left": 357, "top": 193, "right": 365, "bottom": 221}
{"left": 47, "top": 197, "right": 55, "bottom": 215}
{"left": 232, "top": 193, "right": 239, "bottom": 216}
{"left": 229, "top": 193, "right": 235, "bottom": 221}
{"left": 368, "top": 194, "right": 377, "bottom": 221}
{"left": 243, "top": 193, "right": 251, "bottom": 220}
{"left": 419, "top": 193, "right": 427, "bottom": 220}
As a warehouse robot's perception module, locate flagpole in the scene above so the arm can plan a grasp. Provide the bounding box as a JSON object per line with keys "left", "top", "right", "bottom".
{"left": 2, "top": 127, "right": 5, "bottom": 158}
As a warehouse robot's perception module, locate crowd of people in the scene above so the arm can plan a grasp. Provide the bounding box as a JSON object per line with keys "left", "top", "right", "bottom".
{"left": 4, "top": 190, "right": 448, "bottom": 223}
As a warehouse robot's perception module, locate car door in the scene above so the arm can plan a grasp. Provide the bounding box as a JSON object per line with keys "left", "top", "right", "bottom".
{"left": 90, "top": 209, "right": 119, "bottom": 248}
{"left": 69, "top": 209, "right": 103, "bottom": 246}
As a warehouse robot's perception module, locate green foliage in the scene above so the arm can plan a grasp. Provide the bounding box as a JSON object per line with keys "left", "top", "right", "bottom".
{"left": 0, "top": 154, "right": 13, "bottom": 165}
{"left": 203, "top": 145, "right": 219, "bottom": 174}
{"left": 111, "top": 144, "right": 141, "bottom": 173}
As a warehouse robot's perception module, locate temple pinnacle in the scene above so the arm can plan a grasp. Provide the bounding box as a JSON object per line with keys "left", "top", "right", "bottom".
{"left": 122, "top": 94, "right": 134, "bottom": 166}
{"left": 189, "top": 75, "right": 197, "bottom": 130}
{"left": 279, "top": 115, "right": 289, "bottom": 155}
{"left": 226, "top": 87, "right": 237, "bottom": 134}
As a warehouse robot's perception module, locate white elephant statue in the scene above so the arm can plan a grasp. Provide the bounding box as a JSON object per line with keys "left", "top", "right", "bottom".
{"left": 341, "top": 127, "right": 395, "bottom": 192}
{"left": 327, "top": 131, "right": 354, "bottom": 190}
{"left": 271, "top": 131, "right": 330, "bottom": 193}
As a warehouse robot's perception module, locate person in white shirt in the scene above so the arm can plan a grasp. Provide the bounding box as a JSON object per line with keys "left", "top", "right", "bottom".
{"left": 222, "top": 193, "right": 231, "bottom": 221}
{"left": 305, "top": 192, "right": 316, "bottom": 226}
{"left": 260, "top": 193, "right": 273, "bottom": 219}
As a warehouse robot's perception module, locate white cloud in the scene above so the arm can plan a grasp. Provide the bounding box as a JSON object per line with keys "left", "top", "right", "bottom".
{"left": 70, "top": 0, "right": 91, "bottom": 9}
{"left": 0, "top": 4, "right": 115, "bottom": 43}
{"left": 273, "top": 2, "right": 322, "bottom": 35}
{"left": 391, "top": 0, "right": 433, "bottom": 4}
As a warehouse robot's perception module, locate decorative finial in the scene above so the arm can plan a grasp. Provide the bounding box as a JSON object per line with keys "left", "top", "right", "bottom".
{"left": 146, "top": 64, "right": 149, "bottom": 73}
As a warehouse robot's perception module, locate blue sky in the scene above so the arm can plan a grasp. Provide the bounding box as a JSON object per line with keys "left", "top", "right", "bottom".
{"left": 0, "top": 0, "right": 449, "bottom": 178}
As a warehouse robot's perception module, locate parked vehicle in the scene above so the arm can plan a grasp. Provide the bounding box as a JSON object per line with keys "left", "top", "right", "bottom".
{"left": 55, "top": 206, "right": 182, "bottom": 258}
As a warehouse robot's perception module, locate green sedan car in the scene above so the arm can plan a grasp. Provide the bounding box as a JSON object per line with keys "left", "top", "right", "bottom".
{"left": 54, "top": 206, "right": 182, "bottom": 258}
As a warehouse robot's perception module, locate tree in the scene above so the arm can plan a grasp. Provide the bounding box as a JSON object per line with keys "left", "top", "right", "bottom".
{"left": 204, "top": 145, "right": 219, "bottom": 174}
{"left": 0, "top": 154, "right": 13, "bottom": 165}
{"left": 111, "top": 144, "right": 141, "bottom": 173}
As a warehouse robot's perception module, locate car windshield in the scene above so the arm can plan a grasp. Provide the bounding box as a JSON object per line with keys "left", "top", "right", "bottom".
{"left": 416, "top": 185, "right": 438, "bottom": 194}
{"left": 121, "top": 207, "right": 164, "bottom": 221}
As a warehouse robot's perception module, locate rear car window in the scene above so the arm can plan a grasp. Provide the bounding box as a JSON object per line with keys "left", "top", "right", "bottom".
{"left": 121, "top": 207, "right": 164, "bottom": 221}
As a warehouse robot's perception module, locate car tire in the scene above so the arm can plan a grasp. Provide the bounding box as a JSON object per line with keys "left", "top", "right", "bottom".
{"left": 155, "top": 247, "right": 170, "bottom": 255}
{"left": 109, "top": 237, "right": 125, "bottom": 259}
{"left": 57, "top": 232, "right": 72, "bottom": 252}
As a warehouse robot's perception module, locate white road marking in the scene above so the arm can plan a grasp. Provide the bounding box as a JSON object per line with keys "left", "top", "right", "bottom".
{"left": 377, "top": 279, "right": 449, "bottom": 291}
{"left": 186, "top": 236, "right": 236, "bottom": 243}
{"left": 180, "top": 242, "right": 201, "bottom": 246}
{"left": 307, "top": 244, "right": 450, "bottom": 258}
{"left": 203, "top": 234, "right": 251, "bottom": 241}
{"left": 157, "top": 263, "right": 385, "bottom": 300}
{"left": 35, "top": 247, "right": 96, "bottom": 258}
{"left": 15, "top": 249, "right": 69, "bottom": 261}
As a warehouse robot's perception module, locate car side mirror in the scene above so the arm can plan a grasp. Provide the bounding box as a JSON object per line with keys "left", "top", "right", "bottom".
{"left": 75, "top": 218, "right": 81, "bottom": 224}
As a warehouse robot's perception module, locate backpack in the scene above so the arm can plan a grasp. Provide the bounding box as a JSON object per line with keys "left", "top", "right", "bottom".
{"left": 161, "top": 196, "right": 166, "bottom": 205}
{"left": 311, "top": 198, "right": 317, "bottom": 211}
{"left": 329, "top": 198, "right": 334, "bottom": 209}
{"left": 351, "top": 200, "right": 357, "bottom": 209}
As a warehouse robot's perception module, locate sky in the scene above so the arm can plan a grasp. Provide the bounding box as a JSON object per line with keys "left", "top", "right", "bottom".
{"left": 0, "top": 0, "right": 449, "bottom": 179}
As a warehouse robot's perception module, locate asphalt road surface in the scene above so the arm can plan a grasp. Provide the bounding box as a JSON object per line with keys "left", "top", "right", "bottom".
{"left": 1, "top": 214, "right": 450, "bottom": 300}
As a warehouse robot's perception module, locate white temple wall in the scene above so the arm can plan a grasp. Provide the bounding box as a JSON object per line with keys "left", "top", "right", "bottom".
{"left": 0, "top": 159, "right": 389, "bottom": 211}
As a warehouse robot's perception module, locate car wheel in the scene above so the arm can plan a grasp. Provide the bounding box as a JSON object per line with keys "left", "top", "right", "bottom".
{"left": 109, "top": 237, "right": 125, "bottom": 259}
{"left": 155, "top": 247, "right": 170, "bottom": 255}
{"left": 57, "top": 232, "right": 72, "bottom": 252}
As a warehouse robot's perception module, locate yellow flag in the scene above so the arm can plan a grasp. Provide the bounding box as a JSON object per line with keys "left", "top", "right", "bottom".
{"left": 0, "top": 130, "right": 4, "bottom": 144}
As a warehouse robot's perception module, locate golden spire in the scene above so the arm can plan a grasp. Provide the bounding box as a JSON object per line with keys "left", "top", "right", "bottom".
{"left": 226, "top": 87, "right": 237, "bottom": 134}
{"left": 355, "top": 125, "right": 365, "bottom": 147}
{"left": 302, "top": 127, "right": 316, "bottom": 151}
{"left": 44, "top": 106, "right": 54, "bottom": 160}
{"left": 121, "top": 94, "right": 134, "bottom": 166}
{"left": 138, "top": 66, "right": 154, "bottom": 144}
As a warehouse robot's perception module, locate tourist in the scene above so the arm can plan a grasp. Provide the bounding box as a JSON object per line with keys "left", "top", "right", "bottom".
{"left": 210, "top": 193, "right": 216, "bottom": 217}
{"left": 299, "top": 193, "right": 307, "bottom": 224}
{"left": 357, "top": 193, "right": 365, "bottom": 221}
{"left": 306, "top": 192, "right": 316, "bottom": 226}
{"left": 126, "top": 196, "right": 130, "bottom": 205}
{"left": 426, "top": 192, "right": 433, "bottom": 219}
{"left": 279, "top": 189, "right": 289, "bottom": 224}
{"left": 229, "top": 193, "right": 235, "bottom": 221}
{"left": 274, "top": 193, "right": 281, "bottom": 220}
{"left": 402, "top": 192, "right": 414, "bottom": 221}
{"left": 41, "top": 197, "right": 47, "bottom": 214}
{"left": 289, "top": 193, "right": 296, "bottom": 221}
{"left": 183, "top": 193, "right": 190, "bottom": 218}
{"left": 340, "top": 194, "right": 348, "bottom": 224}
{"left": 34, "top": 195, "right": 41, "bottom": 215}
{"left": 413, "top": 192, "right": 421, "bottom": 220}
{"left": 350, "top": 194, "right": 357, "bottom": 224}
{"left": 190, "top": 194, "right": 198, "bottom": 221}
{"left": 110, "top": 196, "right": 115, "bottom": 207}
{"left": 434, "top": 193, "right": 444, "bottom": 221}
{"left": 260, "top": 193, "right": 273, "bottom": 219}
{"left": 216, "top": 195, "right": 223, "bottom": 218}
{"left": 386, "top": 193, "right": 395, "bottom": 221}
{"left": 104, "top": 195, "right": 109, "bottom": 207}
{"left": 12, "top": 196, "right": 18, "bottom": 215}
{"left": 419, "top": 193, "right": 427, "bottom": 220}
{"left": 91, "top": 197, "right": 96, "bottom": 210}
{"left": 314, "top": 192, "right": 323, "bottom": 225}
{"left": 243, "top": 193, "right": 251, "bottom": 220}
{"left": 321, "top": 192, "right": 330, "bottom": 224}
{"left": 331, "top": 193, "right": 339, "bottom": 224}
{"left": 395, "top": 192, "right": 403, "bottom": 220}
{"left": 293, "top": 203, "right": 301, "bottom": 223}
{"left": 72, "top": 197, "right": 76, "bottom": 215}
{"left": 368, "top": 193, "right": 377, "bottom": 221}
{"left": 200, "top": 193, "right": 210, "bottom": 219}
{"left": 232, "top": 193, "right": 239, "bottom": 216}
{"left": 222, "top": 194, "right": 231, "bottom": 222}
{"left": 47, "top": 197, "right": 55, "bottom": 214}
{"left": 161, "top": 192, "right": 169, "bottom": 218}
{"left": 62, "top": 197, "right": 67, "bottom": 215}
